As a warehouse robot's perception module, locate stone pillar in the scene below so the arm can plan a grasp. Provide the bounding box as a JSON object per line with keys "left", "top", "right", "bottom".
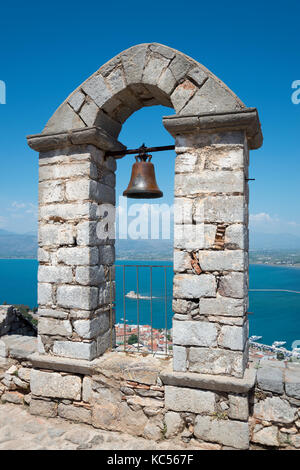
{"left": 27, "top": 127, "right": 125, "bottom": 361}
{"left": 164, "top": 109, "right": 262, "bottom": 378}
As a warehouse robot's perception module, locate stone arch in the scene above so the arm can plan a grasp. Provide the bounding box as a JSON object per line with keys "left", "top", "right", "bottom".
{"left": 43, "top": 43, "right": 245, "bottom": 138}
{"left": 26, "top": 44, "right": 265, "bottom": 449}
{"left": 27, "top": 42, "right": 262, "bottom": 376}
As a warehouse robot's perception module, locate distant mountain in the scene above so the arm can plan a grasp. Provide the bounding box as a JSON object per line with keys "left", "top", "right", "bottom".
{"left": 0, "top": 229, "right": 37, "bottom": 259}
{"left": 116, "top": 239, "right": 173, "bottom": 260}
{"left": 250, "top": 231, "right": 300, "bottom": 250}
{"left": 1, "top": 227, "right": 300, "bottom": 259}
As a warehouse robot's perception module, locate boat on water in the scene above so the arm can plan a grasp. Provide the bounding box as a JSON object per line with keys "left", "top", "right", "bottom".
{"left": 125, "top": 290, "right": 158, "bottom": 300}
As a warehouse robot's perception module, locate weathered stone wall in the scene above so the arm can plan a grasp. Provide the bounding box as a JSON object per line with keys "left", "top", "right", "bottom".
{"left": 250, "top": 361, "right": 300, "bottom": 449}
{"left": 1, "top": 336, "right": 299, "bottom": 450}
{"left": 170, "top": 130, "right": 249, "bottom": 378}
{"left": 37, "top": 145, "right": 116, "bottom": 360}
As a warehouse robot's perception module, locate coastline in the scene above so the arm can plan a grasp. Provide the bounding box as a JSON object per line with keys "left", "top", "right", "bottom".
{"left": 250, "top": 261, "right": 300, "bottom": 269}
{"left": 1, "top": 258, "right": 300, "bottom": 269}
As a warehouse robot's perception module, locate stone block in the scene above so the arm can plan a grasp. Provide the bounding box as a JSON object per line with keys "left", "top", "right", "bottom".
{"left": 228, "top": 394, "right": 249, "bottom": 421}
{"left": 76, "top": 221, "right": 102, "bottom": 246}
{"left": 44, "top": 102, "right": 85, "bottom": 133}
{"left": 198, "top": 250, "right": 245, "bottom": 272}
{"left": 187, "top": 66, "right": 207, "bottom": 86}
{"left": 75, "top": 266, "right": 105, "bottom": 286}
{"left": 30, "top": 369, "right": 81, "bottom": 400}
{"left": 218, "top": 323, "right": 248, "bottom": 351}
{"left": 82, "top": 377, "right": 93, "bottom": 402}
{"left": 257, "top": 367, "right": 284, "bottom": 394}
{"left": 68, "top": 90, "right": 85, "bottom": 112}
{"left": 150, "top": 44, "right": 175, "bottom": 59}
{"left": 165, "top": 385, "right": 215, "bottom": 414}
{"left": 94, "top": 106, "right": 123, "bottom": 135}
{"left": 82, "top": 73, "right": 112, "bottom": 108}
{"left": 252, "top": 425, "right": 279, "bottom": 447}
{"left": 39, "top": 202, "right": 98, "bottom": 222}
{"left": 194, "top": 415, "right": 249, "bottom": 449}
{"left": 57, "top": 246, "right": 99, "bottom": 266}
{"left": 142, "top": 54, "right": 170, "bottom": 86}
{"left": 218, "top": 272, "right": 246, "bottom": 299}
{"left": 285, "top": 369, "right": 300, "bottom": 399}
{"left": 164, "top": 412, "right": 184, "bottom": 438}
{"left": 169, "top": 54, "right": 192, "bottom": 82}
{"left": 39, "top": 161, "right": 93, "bottom": 182}
{"left": 174, "top": 152, "right": 198, "bottom": 174}
{"left": 194, "top": 196, "right": 245, "bottom": 223}
{"left": 97, "top": 329, "right": 112, "bottom": 356}
{"left": 38, "top": 308, "right": 68, "bottom": 319}
{"left": 225, "top": 224, "right": 247, "bottom": 249}
{"left": 58, "top": 403, "right": 92, "bottom": 424}
{"left": 204, "top": 147, "right": 245, "bottom": 171}
{"left": 174, "top": 224, "right": 217, "bottom": 250}
{"left": 173, "top": 345, "right": 187, "bottom": 372}
{"left": 173, "top": 251, "right": 191, "bottom": 272}
{"left": 99, "top": 245, "right": 115, "bottom": 264}
{"left": 172, "top": 298, "right": 198, "bottom": 314}
{"left": 173, "top": 274, "right": 216, "bottom": 299}
{"left": 65, "top": 178, "right": 90, "bottom": 201}
{"left": 180, "top": 78, "right": 242, "bottom": 115}
{"left": 1, "top": 391, "right": 24, "bottom": 405}
{"left": 39, "top": 180, "right": 64, "bottom": 203}
{"left": 157, "top": 67, "right": 177, "bottom": 96}
{"left": 17, "top": 368, "right": 31, "bottom": 382}
{"left": 30, "top": 398, "right": 58, "bottom": 418}
{"left": 66, "top": 179, "right": 115, "bottom": 205}
{"left": 38, "top": 265, "right": 73, "bottom": 284}
{"left": 199, "top": 296, "right": 245, "bottom": 317}
{"left": 99, "top": 282, "right": 112, "bottom": 305}
{"left": 38, "top": 318, "right": 72, "bottom": 337}
{"left": 38, "top": 283, "right": 53, "bottom": 306}
{"left": 175, "top": 171, "right": 244, "bottom": 196}
{"left": 38, "top": 248, "right": 50, "bottom": 262}
{"left": 73, "top": 313, "right": 109, "bottom": 339}
{"left": 173, "top": 198, "right": 193, "bottom": 224}
{"left": 39, "top": 224, "right": 75, "bottom": 246}
{"left": 53, "top": 340, "right": 97, "bottom": 360}
{"left": 173, "top": 320, "right": 217, "bottom": 347}
{"left": 253, "top": 397, "right": 296, "bottom": 424}
{"left": 57, "top": 285, "right": 98, "bottom": 310}
{"left": 171, "top": 80, "right": 197, "bottom": 113}
{"left": 189, "top": 347, "right": 245, "bottom": 378}
{"left": 106, "top": 66, "right": 126, "bottom": 95}
{"left": 121, "top": 44, "right": 148, "bottom": 85}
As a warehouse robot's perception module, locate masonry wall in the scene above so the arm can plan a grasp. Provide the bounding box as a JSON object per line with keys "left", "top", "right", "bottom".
{"left": 250, "top": 361, "right": 300, "bottom": 449}
{"left": 37, "top": 144, "right": 116, "bottom": 360}
{"left": 1, "top": 339, "right": 299, "bottom": 450}
{"left": 172, "top": 131, "right": 249, "bottom": 378}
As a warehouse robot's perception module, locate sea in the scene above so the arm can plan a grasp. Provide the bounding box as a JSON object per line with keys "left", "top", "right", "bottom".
{"left": 0, "top": 259, "right": 299, "bottom": 350}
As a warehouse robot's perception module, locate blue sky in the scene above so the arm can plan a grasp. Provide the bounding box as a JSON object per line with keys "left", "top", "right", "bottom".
{"left": 0, "top": 0, "right": 299, "bottom": 237}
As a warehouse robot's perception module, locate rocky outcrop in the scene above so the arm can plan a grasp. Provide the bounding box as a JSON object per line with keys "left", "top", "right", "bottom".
{"left": 0, "top": 305, "right": 37, "bottom": 337}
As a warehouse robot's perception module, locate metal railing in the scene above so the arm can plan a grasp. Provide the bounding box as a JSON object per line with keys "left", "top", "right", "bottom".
{"left": 113, "top": 264, "right": 173, "bottom": 356}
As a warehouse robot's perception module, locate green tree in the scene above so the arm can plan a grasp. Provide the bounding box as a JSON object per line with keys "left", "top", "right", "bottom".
{"left": 276, "top": 352, "right": 285, "bottom": 361}
{"left": 128, "top": 334, "right": 138, "bottom": 345}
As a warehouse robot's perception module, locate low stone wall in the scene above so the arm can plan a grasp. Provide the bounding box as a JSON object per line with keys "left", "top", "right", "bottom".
{"left": 250, "top": 361, "right": 300, "bottom": 449}
{"left": 1, "top": 336, "right": 300, "bottom": 450}
{"left": 0, "top": 339, "right": 35, "bottom": 406}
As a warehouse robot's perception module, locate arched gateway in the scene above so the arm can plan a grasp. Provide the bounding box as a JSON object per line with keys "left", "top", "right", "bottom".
{"left": 27, "top": 44, "right": 263, "bottom": 447}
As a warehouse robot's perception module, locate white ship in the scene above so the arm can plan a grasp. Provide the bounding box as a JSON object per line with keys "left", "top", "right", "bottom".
{"left": 125, "top": 290, "right": 157, "bottom": 300}
{"left": 250, "top": 335, "right": 262, "bottom": 342}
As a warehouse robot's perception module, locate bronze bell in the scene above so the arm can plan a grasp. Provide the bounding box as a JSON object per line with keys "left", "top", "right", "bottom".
{"left": 123, "top": 152, "right": 163, "bottom": 199}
